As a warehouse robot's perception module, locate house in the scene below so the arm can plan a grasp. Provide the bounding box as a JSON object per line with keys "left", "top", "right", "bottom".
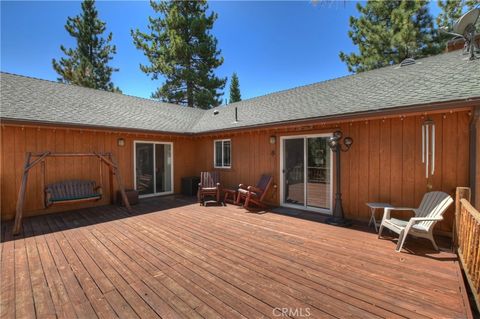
{"left": 1, "top": 49, "right": 479, "bottom": 236}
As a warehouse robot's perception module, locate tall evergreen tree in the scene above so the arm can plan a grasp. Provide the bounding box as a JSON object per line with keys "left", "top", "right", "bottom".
{"left": 437, "top": 0, "right": 479, "bottom": 30}
{"left": 52, "top": 0, "right": 120, "bottom": 92}
{"left": 132, "top": 0, "right": 226, "bottom": 109}
{"left": 229, "top": 72, "right": 241, "bottom": 103}
{"left": 339, "top": 1, "right": 442, "bottom": 73}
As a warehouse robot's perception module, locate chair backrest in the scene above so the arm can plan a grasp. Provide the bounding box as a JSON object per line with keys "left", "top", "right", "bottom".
{"left": 200, "top": 171, "right": 220, "bottom": 188}
{"left": 256, "top": 175, "right": 273, "bottom": 200}
{"left": 46, "top": 180, "right": 98, "bottom": 199}
{"left": 415, "top": 191, "right": 453, "bottom": 230}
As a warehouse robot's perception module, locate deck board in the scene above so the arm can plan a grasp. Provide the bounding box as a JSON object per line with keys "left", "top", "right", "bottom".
{"left": 0, "top": 196, "right": 472, "bottom": 319}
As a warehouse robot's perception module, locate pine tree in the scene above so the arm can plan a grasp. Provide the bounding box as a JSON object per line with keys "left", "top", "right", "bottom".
{"left": 339, "top": 1, "right": 443, "bottom": 73}
{"left": 52, "top": 0, "right": 120, "bottom": 92}
{"left": 132, "top": 0, "right": 226, "bottom": 109}
{"left": 229, "top": 72, "right": 241, "bottom": 103}
{"left": 437, "top": 0, "right": 479, "bottom": 30}
{"left": 437, "top": 0, "right": 464, "bottom": 30}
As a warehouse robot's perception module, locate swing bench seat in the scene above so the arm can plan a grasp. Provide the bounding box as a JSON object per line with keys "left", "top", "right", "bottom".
{"left": 45, "top": 180, "right": 102, "bottom": 207}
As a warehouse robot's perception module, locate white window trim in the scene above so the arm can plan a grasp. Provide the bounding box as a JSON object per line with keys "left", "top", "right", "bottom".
{"left": 133, "top": 140, "right": 174, "bottom": 198}
{"left": 279, "top": 133, "right": 333, "bottom": 215}
{"left": 213, "top": 139, "right": 232, "bottom": 169}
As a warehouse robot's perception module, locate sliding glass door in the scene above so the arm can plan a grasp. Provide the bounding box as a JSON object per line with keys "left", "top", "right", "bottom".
{"left": 283, "top": 138, "right": 305, "bottom": 206}
{"left": 134, "top": 141, "right": 173, "bottom": 196}
{"left": 281, "top": 135, "right": 332, "bottom": 213}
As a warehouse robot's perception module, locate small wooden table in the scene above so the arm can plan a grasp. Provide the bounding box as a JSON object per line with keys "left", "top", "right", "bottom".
{"left": 366, "top": 202, "right": 392, "bottom": 232}
{"left": 224, "top": 188, "right": 238, "bottom": 204}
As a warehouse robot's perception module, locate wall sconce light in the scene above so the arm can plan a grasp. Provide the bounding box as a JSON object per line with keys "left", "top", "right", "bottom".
{"left": 117, "top": 138, "right": 125, "bottom": 147}
{"left": 269, "top": 135, "right": 276, "bottom": 144}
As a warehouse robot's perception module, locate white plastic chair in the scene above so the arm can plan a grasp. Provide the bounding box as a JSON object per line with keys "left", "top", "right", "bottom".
{"left": 378, "top": 191, "right": 453, "bottom": 252}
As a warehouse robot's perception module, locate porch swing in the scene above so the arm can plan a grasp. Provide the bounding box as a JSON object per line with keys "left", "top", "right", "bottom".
{"left": 13, "top": 151, "right": 132, "bottom": 235}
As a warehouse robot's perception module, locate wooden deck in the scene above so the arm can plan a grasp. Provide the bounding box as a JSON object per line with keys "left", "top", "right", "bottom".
{"left": 0, "top": 196, "right": 472, "bottom": 319}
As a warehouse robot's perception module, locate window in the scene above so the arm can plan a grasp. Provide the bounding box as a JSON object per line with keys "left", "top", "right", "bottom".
{"left": 214, "top": 139, "right": 231, "bottom": 168}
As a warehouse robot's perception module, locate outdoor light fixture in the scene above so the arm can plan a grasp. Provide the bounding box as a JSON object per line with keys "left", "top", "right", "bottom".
{"left": 326, "top": 130, "right": 353, "bottom": 227}
{"left": 117, "top": 138, "right": 125, "bottom": 147}
{"left": 269, "top": 135, "right": 276, "bottom": 144}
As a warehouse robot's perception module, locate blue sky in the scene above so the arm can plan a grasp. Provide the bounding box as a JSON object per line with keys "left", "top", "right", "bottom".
{"left": 1, "top": 1, "right": 441, "bottom": 102}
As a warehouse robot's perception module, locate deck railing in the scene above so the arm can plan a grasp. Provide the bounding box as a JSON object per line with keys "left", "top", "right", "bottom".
{"left": 455, "top": 187, "right": 480, "bottom": 311}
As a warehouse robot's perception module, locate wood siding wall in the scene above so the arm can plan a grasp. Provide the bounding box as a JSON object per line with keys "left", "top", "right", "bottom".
{"left": 475, "top": 106, "right": 480, "bottom": 209}
{"left": 194, "top": 109, "right": 472, "bottom": 233}
{"left": 0, "top": 125, "right": 198, "bottom": 221}
{"left": 0, "top": 108, "right": 473, "bottom": 234}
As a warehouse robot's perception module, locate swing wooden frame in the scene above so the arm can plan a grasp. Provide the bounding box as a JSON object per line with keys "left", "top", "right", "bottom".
{"left": 13, "top": 151, "right": 132, "bottom": 235}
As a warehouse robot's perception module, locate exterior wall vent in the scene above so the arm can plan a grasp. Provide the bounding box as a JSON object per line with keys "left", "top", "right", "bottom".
{"left": 400, "top": 58, "right": 416, "bottom": 67}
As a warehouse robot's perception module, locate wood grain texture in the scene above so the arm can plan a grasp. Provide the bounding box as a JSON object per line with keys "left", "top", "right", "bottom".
{"left": 193, "top": 110, "right": 472, "bottom": 232}
{"left": 1, "top": 126, "right": 198, "bottom": 220}
{"left": 1, "top": 108, "right": 473, "bottom": 234}
{"left": 0, "top": 197, "right": 473, "bottom": 319}
{"left": 476, "top": 106, "right": 480, "bottom": 209}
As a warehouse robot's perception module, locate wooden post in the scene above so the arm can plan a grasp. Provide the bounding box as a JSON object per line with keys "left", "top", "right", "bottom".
{"left": 110, "top": 154, "right": 132, "bottom": 212}
{"left": 13, "top": 152, "right": 32, "bottom": 235}
{"left": 108, "top": 166, "right": 114, "bottom": 204}
{"left": 454, "top": 187, "right": 471, "bottom": 249}
{"left": 95, "top": 152, "right": 131, "bottom": 212}
{"left": 41, "top": 160, "right": 45, "bottom": 208}
{"left": 475, "top": 106, "right": 480, "bottom": 209}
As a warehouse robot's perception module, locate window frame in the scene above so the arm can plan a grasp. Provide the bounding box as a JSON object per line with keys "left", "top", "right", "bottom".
{"left": 213, "top": 139, "right": 232, "bottom": 169}
{"left": 133, "top": 140, "right": 174, "bottom": 198}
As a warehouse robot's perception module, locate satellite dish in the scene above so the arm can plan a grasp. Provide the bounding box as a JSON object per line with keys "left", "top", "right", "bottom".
{"left": 451, "top": 7, "right": 480, "bottom": 60}
{"left": 453, "top": 8, "right": 479, "bottom": 35}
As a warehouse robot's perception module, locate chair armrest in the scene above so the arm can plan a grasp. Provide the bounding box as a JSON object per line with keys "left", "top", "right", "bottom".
{"left": 95, "top": 186, "right": 103, "bottom": 196}
{"left": 405, "top": 216, "right": 443, "bottom": 232}
{"left": 410, "top": 216, "right": 443, "bottom": 222}
{"left": 382, "top": 207, "right": 415, "bottom": 221}
{"left": 238, "top": 184, "right": 247, "bottom": 190}
{"left": 388, "top": 207, "right": 416, "bottom": 211}
{"left": 44, "top": 188, "right": 53, "bottom": 206}
{"left": 247, "top": 185, "right": 262, "bottom": 193}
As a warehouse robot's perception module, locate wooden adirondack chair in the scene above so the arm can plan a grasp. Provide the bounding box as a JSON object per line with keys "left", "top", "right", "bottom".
{"left": 378, "top": 191, "right": 453, "bottom": 252}
{"left": 236, "top": 175, "right": 273, "bottom": 209}
{"left": 197, "top": 171, "right": 221, "bottom": 205}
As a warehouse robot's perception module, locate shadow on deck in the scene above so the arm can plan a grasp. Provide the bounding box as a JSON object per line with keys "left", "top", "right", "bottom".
{"left": 0, "top": 196, "right": 472, "bottom": 318}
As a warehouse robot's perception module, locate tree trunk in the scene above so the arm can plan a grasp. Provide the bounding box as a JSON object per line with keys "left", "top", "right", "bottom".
{"left": 187, "top": 81, "right": 194, "bottom": 108}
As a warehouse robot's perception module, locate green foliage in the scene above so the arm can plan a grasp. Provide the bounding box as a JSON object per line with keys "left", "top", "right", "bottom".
{"left": 339, "top": 0, "right": 443, "bottom": 73}
{"left": 229, "top": 72, "right": 241, "bottom": 103}
{"left": 437, "top": 0, "right": 479, "bottom": 30}
{"left": 131, "top": 0, "right": 226, "bottom": 109}
{"left": 52, "top": 0, "right": 120, "bottom": 92}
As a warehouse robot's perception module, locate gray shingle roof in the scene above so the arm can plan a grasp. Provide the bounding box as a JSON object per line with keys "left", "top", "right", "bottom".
{"left": 1, "top": 50, "right": 479, "bottom": 134}
{"left": 191, "top": 50, "right": 480, "bottom": 133}
{"left": 0, "top": 73, "right": 205, "bottom": 133}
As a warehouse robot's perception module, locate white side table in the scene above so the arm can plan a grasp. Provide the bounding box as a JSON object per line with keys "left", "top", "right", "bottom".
{"left": 366, "top": 202, "right": 392, "bottom": 232}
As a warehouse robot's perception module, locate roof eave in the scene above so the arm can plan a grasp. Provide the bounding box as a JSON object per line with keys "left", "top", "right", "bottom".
{"left": 0, "top": 118, "right": 195, "bottom": 136}
{"left": 2, "top": 97, "right": 479, "bottom": 136}
{"left": 192, "top": 97, "right": 480, "bottom": 135}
